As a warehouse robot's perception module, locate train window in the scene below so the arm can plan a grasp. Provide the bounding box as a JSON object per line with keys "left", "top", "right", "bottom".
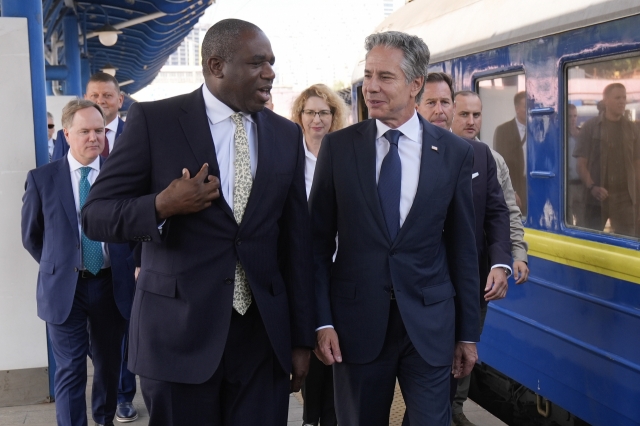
{"left": 478, "top": 74, "right": 527, "bottom": 216}
{"left": 566, "top": 57, "right": 640, "bottom": 238}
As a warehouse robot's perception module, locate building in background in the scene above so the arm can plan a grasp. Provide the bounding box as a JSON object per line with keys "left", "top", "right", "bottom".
{"left": 133, "top": 0, "right": 405, "bottom": 115}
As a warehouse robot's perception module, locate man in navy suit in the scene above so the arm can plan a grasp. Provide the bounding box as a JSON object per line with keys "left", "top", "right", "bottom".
{"left": 81, "top": 19, "right": 314, "bottom": 426}
{"left": 22, "top": 99, "right": 135, "bottom": 426}
{"left": 52, "top": 73, "right": 125, "bottom": 162}
{"left": 310, "top": 32, "right": 480, "bottom": 426}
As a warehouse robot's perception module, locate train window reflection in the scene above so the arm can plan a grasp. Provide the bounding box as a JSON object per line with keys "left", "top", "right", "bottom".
{"left": 566, "top": 58, "right": 640, "bottom": 238}
{"left": 478, "top": 74, "right": 527, "bottom": 216}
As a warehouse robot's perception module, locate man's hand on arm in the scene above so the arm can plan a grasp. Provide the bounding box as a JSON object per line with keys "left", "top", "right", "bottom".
{"left": 513, "top": 260, "right": 529, "bottom": 284}
{"left": 154, "top": 163, "right": 220, "bottom": 221}
{"left": 484, "top": 267, "right": 508, "bottom": 301}
{"left": 452, "top": 342, "right": 478, "bottom": 379}
{"left": 290, "top": 347, "right": 310, "bottom": 393}
{"left": 314, "top": 328, "right": 342, "bottom": 366}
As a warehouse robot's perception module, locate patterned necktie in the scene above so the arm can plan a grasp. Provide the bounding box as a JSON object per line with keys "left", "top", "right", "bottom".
{"left": 378, "top": 129, "right": 403, "bottom": 241}
{"left": 231, "top": 112, "right": 253, "bottom": 315}
{"left": 101, "top": 129, "right": 110, "bottom": 158}
{"left": 79, "top": 167, "right": 103, "bottom": 275}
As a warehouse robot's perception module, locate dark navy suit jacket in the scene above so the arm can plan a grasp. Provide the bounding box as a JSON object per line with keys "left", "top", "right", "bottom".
{"left": 52, "top": 117, "right": 124, "bottom": 161}
{"left": 467, "top": 139, "right": 512, "bottom": 305}
{"left": 81, "top": 88, "right": 315, "bottom": 384}
{"left": 309, "top": 115, "right": 480, "bottom": 368}
{"left": 21, "top": 156, "right": 136, "bottom": 324}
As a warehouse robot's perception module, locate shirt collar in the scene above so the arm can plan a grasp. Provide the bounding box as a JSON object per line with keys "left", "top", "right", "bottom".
{"left": 302, "top": 137, "right": 317, "bottom": 161}
{"left": 67, "top": 151, "right": 100, "bottom": 172}
{"left": 202, "top": 84, "right": 254, "bottom": 125}
{"left": 515, "top": 118, "right": 526, "bottom": 131}
{"left": 105, "top": 116, "right": 119, "bottom": 134}
{"left": 375, "top": 111, "right": 421, "bottom": 143}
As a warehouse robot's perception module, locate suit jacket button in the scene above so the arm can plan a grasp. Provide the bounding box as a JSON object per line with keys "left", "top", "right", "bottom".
{"left": 74, "top": 267, "right": 78, "bottom": 272}
{"left": 236, "top": 238, "right": 242, "bottom": 245}
{"left": 224, "top": 278, "right": 234, "bottom": 285}
{"left": 390, "top": 251, "right": 396, "bottom": 256}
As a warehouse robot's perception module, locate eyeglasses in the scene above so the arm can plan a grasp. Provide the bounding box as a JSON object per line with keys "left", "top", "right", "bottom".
{"left": 48, "top": 124, "right": 55, "bottom": 129}
{"left": 302, "top": 110, "right": 332, "bottom": 118}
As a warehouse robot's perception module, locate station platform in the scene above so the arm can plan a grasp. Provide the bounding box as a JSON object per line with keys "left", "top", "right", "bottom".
{"left": 0, "top": 361, "right": 506, "bottom": 426}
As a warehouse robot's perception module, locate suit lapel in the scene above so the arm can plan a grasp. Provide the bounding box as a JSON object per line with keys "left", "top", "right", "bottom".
{"left": 178, "top": 88, "right": 235, "bottom": 221}
{"left": 55, "top": 157, "right": 80, "bottom": 242}
{"left": 115, "top": 118, "right": 125, "bottom": 139}
{"left": 240, "top": 111, "right": 273, "bottom": 226}
{"left": 394, "top": 118, "right": 446, "bottom": 246}
{"left": 354, "top": 120, "right": 389, "bottom": 243}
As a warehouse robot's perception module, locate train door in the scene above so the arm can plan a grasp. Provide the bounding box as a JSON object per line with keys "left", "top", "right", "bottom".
{"left": 477, "top": 73, "right": 528, "bottom": 217}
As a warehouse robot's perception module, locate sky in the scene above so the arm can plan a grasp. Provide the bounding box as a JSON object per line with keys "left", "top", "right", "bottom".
{"left": 134, "top": 0, "right": 405, "bottom": 101}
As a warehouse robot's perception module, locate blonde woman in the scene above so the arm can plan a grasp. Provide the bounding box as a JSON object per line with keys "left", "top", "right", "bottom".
{"left": 291, "top": 84, "right": 348, "bottom": 426}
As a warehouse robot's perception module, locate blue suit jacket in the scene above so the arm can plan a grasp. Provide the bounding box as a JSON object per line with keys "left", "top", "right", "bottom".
{"left": 467, "top": 139, "right": 512, "bottom": 304}
{"left": 52, "top": 117, "right": 125, "bottom": 161}
{"left": 310, "top": 115, "right": 481, "bottom": 367}
{"left": 81, "top": 88, "right": 315, "bottom": 384}
{"left": 21, "top": 156, "right": 136, "bottom": 324}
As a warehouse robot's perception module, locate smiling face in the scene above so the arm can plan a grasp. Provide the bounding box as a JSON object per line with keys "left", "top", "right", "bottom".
{"left": 452, "top": 94, "right": 483, "bottom": 139}
{"left": 207, "top": 29, "right": 275, "bottom": 113}
{"left": 85, "top": 81, "right": 123, "bottom": 124}
{"left": 418, "top": 81, "right": 454, "bottom": 129}
{"left": 363, "top": 45, "right": 423, "bottom": 128}
{"left": 301, "top": 96, "right": 332, "bottom": 141}
{"left": 63, "top": 107, "right": 105, "bottom": 166}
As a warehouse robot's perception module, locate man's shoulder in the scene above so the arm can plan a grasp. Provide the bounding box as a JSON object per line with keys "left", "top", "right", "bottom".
{"left": 132, "top": 90, "right": 197, "bottom": 114}
{"left": 495, "top": 118, "right": 515, "bottom": 132}
{"left": 327, "top": 120, "right": 372, "bottom": 141}
{"left": 261, "top": 108, "right": 299, "bottom": 132}
{"left": 29, "top": 158, "right": 62, "bottom": 183}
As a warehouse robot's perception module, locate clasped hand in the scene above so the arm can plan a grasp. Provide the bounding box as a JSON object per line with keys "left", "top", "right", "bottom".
{"left": 155, "top": 163, "right": 220, "bottom": 220}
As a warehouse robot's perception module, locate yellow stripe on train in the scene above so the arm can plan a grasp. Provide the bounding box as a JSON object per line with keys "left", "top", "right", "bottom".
{"left": 524, "top": 229, "right": 640, "bottom": 285}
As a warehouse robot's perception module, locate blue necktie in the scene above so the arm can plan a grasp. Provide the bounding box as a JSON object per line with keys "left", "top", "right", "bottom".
{"left": 79, "top": 167, "right": 103, "bottom": 275}
{"left": 378, "top": 130, "right": 402, "bottom": 241}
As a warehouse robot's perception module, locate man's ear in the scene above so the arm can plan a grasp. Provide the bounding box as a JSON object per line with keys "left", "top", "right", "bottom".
{"left": 207, "top": 56, "right": 225, "bottom": 78}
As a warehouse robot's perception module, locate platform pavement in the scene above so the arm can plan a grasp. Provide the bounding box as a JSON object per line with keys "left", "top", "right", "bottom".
{"left": 0, "top": 359, "right": 505, "bottom": 426}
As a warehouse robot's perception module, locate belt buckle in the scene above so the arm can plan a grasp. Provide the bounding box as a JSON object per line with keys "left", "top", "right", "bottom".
{"left": 80, "top": 270, "right": 95, "bottom": 279}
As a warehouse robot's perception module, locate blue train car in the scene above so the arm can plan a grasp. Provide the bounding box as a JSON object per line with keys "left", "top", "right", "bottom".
{"left": 351, "top": 1, "right": 640, "bottom": 425}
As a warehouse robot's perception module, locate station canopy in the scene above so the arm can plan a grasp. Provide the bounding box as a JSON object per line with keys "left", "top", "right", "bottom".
{"left": 41, "top": 0, "right": 213, "bottom": 94}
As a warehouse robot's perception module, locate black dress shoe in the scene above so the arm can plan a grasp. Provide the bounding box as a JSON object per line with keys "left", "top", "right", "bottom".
{"left": 95, "top": 423, "right": 114, "bottom": 426}
{"left": 116, "top": 402, "right": 139, "bottom": 422}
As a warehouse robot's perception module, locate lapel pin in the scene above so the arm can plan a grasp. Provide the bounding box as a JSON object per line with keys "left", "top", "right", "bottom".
{"left": 431, "top": 145, "right": 438, "bottom": 152}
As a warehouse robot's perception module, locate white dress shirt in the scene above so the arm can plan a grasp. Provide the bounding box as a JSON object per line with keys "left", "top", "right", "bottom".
{"left": 105, "top": 116, "right": 120, "bottom": 153}
{"left": 303, "top": 137, "right": 317, "bottom": 199}
{"left": 202, "top": 85, "right": 258, "bottom": 210}
{"left": 67, "top": 152, "right": 110, "bottom": 269}
{"left": 375, "top": 111, "right": 422, "bottom": 227}
{"left": 48, "top": 138, "right": 55, "bottom": 160}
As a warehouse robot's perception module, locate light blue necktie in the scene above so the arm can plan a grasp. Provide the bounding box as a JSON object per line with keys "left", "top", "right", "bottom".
{"left": 378, "top": 130, "right": 403, "bottom": 241}
{"left": 79, "top": 167, "right": 103, "bottom": 275}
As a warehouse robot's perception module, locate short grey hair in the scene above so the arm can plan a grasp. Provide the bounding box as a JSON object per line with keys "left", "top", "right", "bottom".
{"left": 47, "top": 111, "right": 53, "bottom": 120}
{"left": 61, "top": 99, "right": 105, "bottom": 129}
{"left": 364, "top": 31, "right": 430, "bottom": 103}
